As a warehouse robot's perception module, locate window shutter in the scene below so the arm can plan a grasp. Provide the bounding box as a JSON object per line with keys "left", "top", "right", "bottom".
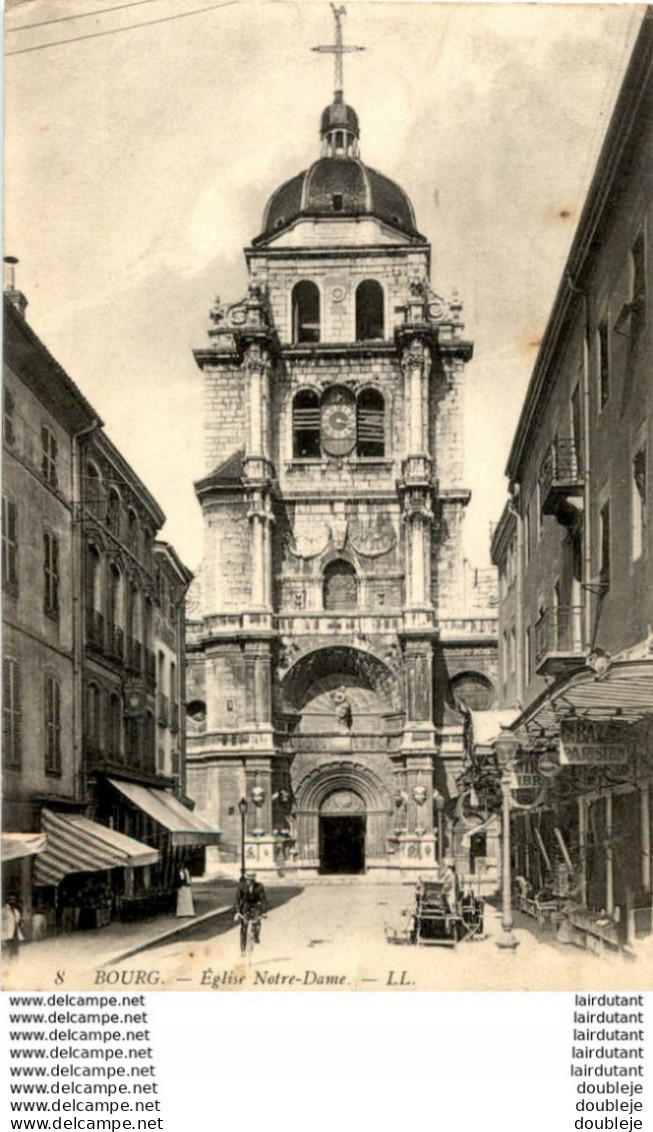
{"left": 358, "top": 407, "right": 385, "bottom": 443}
{"left": 3, "top": 658, "right": 21, "bottom": 767}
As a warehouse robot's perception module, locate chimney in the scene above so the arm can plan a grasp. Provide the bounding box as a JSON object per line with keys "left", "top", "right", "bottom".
{"left": 4, "top": 256, "right": 28, "bottom": 317}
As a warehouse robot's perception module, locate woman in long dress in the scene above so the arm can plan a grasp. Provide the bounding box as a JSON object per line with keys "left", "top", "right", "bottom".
{"left": 175, "top": 865, "right": 195, "bottom": 917}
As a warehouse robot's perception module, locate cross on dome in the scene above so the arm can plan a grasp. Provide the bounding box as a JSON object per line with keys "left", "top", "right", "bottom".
{"left": 312, "top": 4, "right": 365, "bottom": 99}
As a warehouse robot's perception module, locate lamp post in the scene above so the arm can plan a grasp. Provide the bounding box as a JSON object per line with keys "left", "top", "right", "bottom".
{"left": 433, "top": 790, "right": 445, "bottom": 864}
{"left": 238, "top": 797, "right": 248, "bottom": 879}
{"left": 492, "top": 728, "right": 521, "bottom": 950}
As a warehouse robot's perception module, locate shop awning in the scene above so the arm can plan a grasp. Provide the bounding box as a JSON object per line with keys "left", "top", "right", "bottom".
{"left": 107, "top": 779, "right": 221, "bottom": 847}
{"left": 2, "top": 833, "right": 47, "bottom": 862}
{"left": 35, "top": 809, "right": 159, "bottom": 887}
{"left": 512, "top": 659, "right": 653, "bottom": 745}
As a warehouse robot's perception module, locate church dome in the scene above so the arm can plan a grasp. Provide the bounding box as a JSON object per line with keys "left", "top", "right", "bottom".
{"left": 257, "top": 156, "right": 422, "bottom": 244}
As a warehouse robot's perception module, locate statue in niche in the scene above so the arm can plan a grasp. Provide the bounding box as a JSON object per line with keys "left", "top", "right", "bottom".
{"left": 384, "top": 641, "right": 403, "bottom": 670}
{"left": 330, "top": 686, "right": 353, "bottom": 731}
{"left": 278, "top": 639, "right": 300, "bottom": 671}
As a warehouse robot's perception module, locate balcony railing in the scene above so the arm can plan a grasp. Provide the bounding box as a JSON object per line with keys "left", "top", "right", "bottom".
{"left": 86, "top": 608, "right": 105, "bottom": 650}
{"left": 275, "top": 612, "right": 403, "bottom": 636}
{"left": 106, "top": 623, "right": 124, "bottom": 660}
{"left": 284, "top": 733, "right": 403, "bottom": 755}
{"left": 126, "top": 636, "right": 142, "bottom": 671}
{"left": 157, "top": 693, "right": 169, "bottom": 727}
{"left": 538, "top": 439, "right": 584, "bottom": 516}
{"left": 534, "top": 605, "right": 584, "bottom": 676}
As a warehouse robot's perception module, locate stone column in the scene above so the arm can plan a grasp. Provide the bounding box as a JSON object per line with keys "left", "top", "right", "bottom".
{"left": 410, "top": 514, "right": 427, "bottom": 607}
{"left": 401, "top": 338, "right": 430, "bottom": 455}
{"left": 262, "top": 508, "right": 273, "bottom": 609}
{"left": 404, "top": 642, "right": 433, "bottom": 724}
{"left": 247, "top": 490, "right": 268, "bottom": 610}
{"left": 244, "top": 342, "right": 270, "bottom": 461}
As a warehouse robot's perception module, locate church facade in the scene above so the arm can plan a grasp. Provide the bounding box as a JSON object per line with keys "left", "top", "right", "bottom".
{"left": 186, "top": 62, "right": 498, "bottom": 880}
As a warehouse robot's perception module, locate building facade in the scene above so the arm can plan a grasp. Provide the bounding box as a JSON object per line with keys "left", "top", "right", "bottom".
{"left": 3, "top": 287, "right": 96, "bottom": 917}
{"left": 2, "top": 278, "right": 211, "bottom": 936}
{"left": 491, "top": 10, "right": 653, "bottom": 953}
{"left": 187, "top": 54, "right": 498, "bottom": 880}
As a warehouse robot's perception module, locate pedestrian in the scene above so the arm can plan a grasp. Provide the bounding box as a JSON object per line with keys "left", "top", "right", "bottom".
{"left": 437, "top": 858, "right": 457, "bottom": 913}
{"left": 175, "top": 863, "right": 195, "bottom": 918}
{"left": 2, "top": 894, "right": 25, "bottom": 960}
{"left": 233, "top": 871, "right": 268, "bottom": 956}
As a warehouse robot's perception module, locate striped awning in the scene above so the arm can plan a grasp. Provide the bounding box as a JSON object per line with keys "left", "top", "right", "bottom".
{"left": 2, "top": 833, "right": 46, "bottom": 862}
{"left": 108, "top": 779, "right": 221, "bottom": 846}
{"left": 513, "top": 659, "right": 653, "bottom": 745}
{"left": 35, "top": 809, "right": 158, "bottom": 887}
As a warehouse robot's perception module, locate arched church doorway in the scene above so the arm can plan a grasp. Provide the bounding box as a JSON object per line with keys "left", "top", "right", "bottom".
{"left": 319, "top": 789, "right": 366, "bottom": 875}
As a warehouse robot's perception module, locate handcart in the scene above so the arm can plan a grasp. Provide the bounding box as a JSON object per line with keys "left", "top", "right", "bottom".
{"left": 386, "top": 877, "right": 485, "bottom": 948}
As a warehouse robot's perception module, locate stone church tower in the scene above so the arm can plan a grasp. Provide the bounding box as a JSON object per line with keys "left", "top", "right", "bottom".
{"left": 186, "top": 17, "right": 498, "bottom": 880}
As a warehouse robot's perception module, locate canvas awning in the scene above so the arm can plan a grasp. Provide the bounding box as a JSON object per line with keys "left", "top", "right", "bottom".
{"left": 35, "top": 809, "right": 159, "bottom": 886}
{"left": 107, "top": 779, "right": 221, "bottom": 846}
{"left": 2, "top": 833, "right": 47, "bottom": 863}
{"left": 514, "top": 659, "right": 653, "bottom": 745}
{"left": 469, "top": 709, "right": 520, "bottom": 748}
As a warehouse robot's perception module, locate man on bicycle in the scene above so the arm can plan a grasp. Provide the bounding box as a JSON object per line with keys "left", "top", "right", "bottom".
{"left": 234, "top": 871, "right": 268, "bottom": 957}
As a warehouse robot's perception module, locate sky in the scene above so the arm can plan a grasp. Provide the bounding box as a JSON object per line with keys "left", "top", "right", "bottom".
{"left": 4, "top": 0, "right": 644, "bottom": 572}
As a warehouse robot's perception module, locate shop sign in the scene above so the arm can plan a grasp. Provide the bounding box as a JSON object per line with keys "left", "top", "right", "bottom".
{"left": 507, "top": 757, "right": 547, "bottom": 809}
{"left": 508, "top": 757, "right": 542, "bottom": 791}
{"left": 559, "top": 718, "right": 630, "bottom": 765}
{"left": 509, "top": 769, "right": 542, "bottom": 790}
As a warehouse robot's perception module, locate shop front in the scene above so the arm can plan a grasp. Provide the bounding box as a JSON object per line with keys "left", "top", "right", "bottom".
{"left": 106, "top": 777, "right": 221, "bottom": 914}
{"left": 33, "top": 809, "right": 159, "bottom": 936}
{"left": 508, "top": 659, "right": 653, "bottom": 954}
{"left": 1, "top": 833, "right": 47, "bottom": 940}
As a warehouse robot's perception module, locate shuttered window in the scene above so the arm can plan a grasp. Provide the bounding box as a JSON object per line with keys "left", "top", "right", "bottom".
{"left": 292, "top": 281, "right": 320, "bottom": 343}
{"left": 357, "top": 389, "right": 385, "bottom": 457}
{"left": 323, "top": 559, "right": 357, "bottom": 610}
{"left": 2, "top": 495, "right": 19, "bottom": 595}
{"left": 45, "top": 674, "right": 62, "bottom": 775}
{"left": 41, "top": 427, "right": 59, "bottom": 487}
{"left": 355, "top": 280, "right": 384, "bottom": 340}
{"left": 44, "top": 531, "right": 60, "bottom": 618}
{"left": 4, "top": 387, "right": 15, "bottom": 447}
{"left": 293, "top": 389, "right": 321, "bottom": 457}
{"left": 3, "top": 658, "right": 22, "bottom": 769}
{"left": 109, "top": 694, "right": 122, "bottom": 757}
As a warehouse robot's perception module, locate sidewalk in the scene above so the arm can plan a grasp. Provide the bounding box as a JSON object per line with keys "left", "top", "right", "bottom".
{"left": 6, "top": 878, "right": 238, "bottom": 975}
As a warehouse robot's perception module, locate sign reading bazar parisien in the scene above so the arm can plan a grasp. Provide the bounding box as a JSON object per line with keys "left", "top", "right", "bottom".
{"left": 559, "top": 718, "right": 630, "bottom": 765}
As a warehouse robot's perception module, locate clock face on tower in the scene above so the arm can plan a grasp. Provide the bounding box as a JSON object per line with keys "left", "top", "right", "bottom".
{"left": 321, "top": 388, "right": 356, "bottom": 456}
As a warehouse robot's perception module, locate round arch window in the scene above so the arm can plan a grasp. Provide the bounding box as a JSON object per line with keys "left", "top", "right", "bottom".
{"left": 355, "top": 280, "right": 384, "bottom": 340}
{"left": 450, "top": 672, "right": 495, "bottom": 711}
{"left": 323, "top": 560, "right": 358, "bottom": 611}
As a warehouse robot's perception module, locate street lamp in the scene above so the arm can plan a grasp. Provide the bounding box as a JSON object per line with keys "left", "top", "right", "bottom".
{"left": 433, "top": 790, "right": 445, "bottom": 864}
{"left": 492, "top": 728, "right": 522, "bottom": 950}
{"left": 238, "top": 797, "right": 248, "bottom": 879}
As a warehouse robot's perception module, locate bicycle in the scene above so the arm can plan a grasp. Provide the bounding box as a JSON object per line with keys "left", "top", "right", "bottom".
{"left": 236, "top": 912, "right": 265, "bottom": 961}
